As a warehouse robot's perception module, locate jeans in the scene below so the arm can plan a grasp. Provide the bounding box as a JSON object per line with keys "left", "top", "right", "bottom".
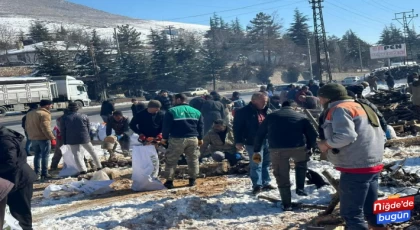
{"left": 340, "top": 172, "right": 385, "bottom": 230}
{"left": 24, "top": 132, "right": 31, "bottom": 156}
{"left": 245, "top": 141, "right": 271, "bottom": 188}
{"left": 32, "top": 140, "right": 51, "bottom": 176}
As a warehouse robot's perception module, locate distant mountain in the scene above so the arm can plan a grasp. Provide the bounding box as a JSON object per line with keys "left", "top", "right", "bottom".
{"left": 0, "top": 0, "right": 209, "bottom": 39}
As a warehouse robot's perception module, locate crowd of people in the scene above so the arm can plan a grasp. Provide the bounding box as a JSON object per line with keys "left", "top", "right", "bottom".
{"left": 3, "top": 75, "right": 412, "bottom": 229}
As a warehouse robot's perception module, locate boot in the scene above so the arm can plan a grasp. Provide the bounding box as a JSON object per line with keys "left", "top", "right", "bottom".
{"left": 295, "top": 162, "right": 308, "bottom": 196}
{"left": 188, "top": 178, "right": 196, "bottom": 187}
{"left": 279, "top": 187, "right": 292, "bottom": 211}
{"left": 164, "top": 180, "right": 174, "bottom": 189}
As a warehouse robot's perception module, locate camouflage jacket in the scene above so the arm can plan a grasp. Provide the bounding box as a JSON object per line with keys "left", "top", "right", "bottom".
{"left": 200, "top": 127, "right": 236, "bottom": 154}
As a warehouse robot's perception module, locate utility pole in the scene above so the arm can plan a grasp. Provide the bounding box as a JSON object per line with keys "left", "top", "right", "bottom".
{"left": 393, "top": 9, "right": 418, "bottom": 64}
{"left": 358, "top": 40, "right": 363, "bottom": 72}
{"left": 167, "top": 25, "right": 175, "bottom": 42}
{"left": 114, "top": 28, "right": 121, "bottom": 55}
{"left": 307, "top": 37, "right": 313, "bottom": 79}
{"left": 309, "top": 0, "right": 332, "bottom": 83}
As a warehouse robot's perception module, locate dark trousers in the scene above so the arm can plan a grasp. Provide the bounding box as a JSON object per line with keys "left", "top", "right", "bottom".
{"left": 50, "top": 138, "right": 64, "bottom": 169}
{"left": 270, "top": 147, "right": 309, "bottom": 191}
{"left": 0, "top": 197, "right": 6, "bottom": 229}
{"left": 118, "top": 135, "right": 130, "bottom": 151}
{"left": 24, "top": 132, "right": 32, "bottom": 156}
{"left": 340, "top": 172, "right": 385, "bottom": 230}
{"left": 8, "top": 183, "right": 33, "bottom": 230}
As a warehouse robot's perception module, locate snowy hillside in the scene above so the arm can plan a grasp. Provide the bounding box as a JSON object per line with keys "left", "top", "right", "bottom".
{"left": 0, "top": 0, "right": 209, "bottom": 40}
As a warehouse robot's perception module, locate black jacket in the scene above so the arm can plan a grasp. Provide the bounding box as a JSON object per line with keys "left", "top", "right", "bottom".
{"left": 189, "top": 97, "right": 206, "bottom": 111}
{"left": 106, "top": 116, "right": 130, "bottom": 136}
{"left": 100, "top": 101, "right": 115, "bottom": 116}
{"left": 131, "top": 102, "right": 147, "bottom": 116}
{"left": 201, "top": 100, "right": 226, "bottom": 134}
{"left": 309, "top": 84, "right": 320, "bottom": 96}
{"left": 233, "top": 103, "right": 271, "bottom": 146}
{"left": 61, "top": 111, "right": 91, "bottom": 145}
{"left": 130, "top": 109, "right": 164, "bottom": 138}
{"left": 254, "top": 107, "right": 318, "bottom": 151}
{"left": 346, "top": 85, "right": 364, "bottom": 98}
{"left": 0, "top": 126, "right": 37, "bottom": 191}
{"left": 155, "top": 95, "right": 172, "bottom": 111}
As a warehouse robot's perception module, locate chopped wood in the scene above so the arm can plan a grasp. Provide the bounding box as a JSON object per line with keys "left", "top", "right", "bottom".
{"left": 321, "top": 171, "right": 340, "bottom": 216}
{"left": 385, "top": 136, "right": 420, "bottom": 147}
{"left": 257, "top": 195, "right": 328, "bottom": 210}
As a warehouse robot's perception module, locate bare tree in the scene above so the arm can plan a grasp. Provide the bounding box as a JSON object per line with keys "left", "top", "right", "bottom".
{"left": 0, "top": 25, "right": 17, "bottom": 62}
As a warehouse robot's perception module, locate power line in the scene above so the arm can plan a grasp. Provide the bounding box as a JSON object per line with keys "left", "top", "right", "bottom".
{"left": 360, "top": 0, "right": 394, "bottom": 14}
{"left": 164, "top": 0, "right": 290, "bottom": 21}
{"left": 370, "top": 0, "right": 397, "bottom": 12}
{"left": 323, "top": 12, "right": 380, "bottom": 31}
{"left": 188, "top": 0, "right": 306, "bottom": 24}
{"left": 325, "top": 1, "right": 387, "bottom": 25}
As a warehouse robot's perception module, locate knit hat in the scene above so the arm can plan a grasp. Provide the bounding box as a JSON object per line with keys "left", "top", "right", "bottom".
{"left": 318, "top": 83, "right": 352, "bottom": 101}
{"left": 67, "top": 102, "right": 79, "bottom": 110}
{"left": 40, "top": 99, "right": 53, "bottom": 107}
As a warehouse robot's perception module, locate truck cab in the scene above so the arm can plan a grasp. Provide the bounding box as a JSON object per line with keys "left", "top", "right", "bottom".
{"left": 51, "top": 76, "right": 90, "bottom": 107}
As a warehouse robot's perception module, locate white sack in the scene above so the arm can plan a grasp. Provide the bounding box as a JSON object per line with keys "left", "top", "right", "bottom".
{"left": 131, "top": 145, "right": 165, "bottom": 192}
{"left": 58, "top": 145, "right": 84, "bottom": 177}
{"left": 3, "top": 205, "right": 22, "bottom": 230}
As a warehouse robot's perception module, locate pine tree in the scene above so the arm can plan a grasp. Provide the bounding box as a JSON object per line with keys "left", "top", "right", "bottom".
{"left": 55, "top": 25, "right": 68, "bottom": 41}
{"left": 287, "top": 9, "right": 310, "bottom": 47}
{"left": 35, "top": 42, "right": 70, "bottom": 76}
{"left": 379, "top": 24, "right": 404, "bottom": 45}
{"left": 115, "top": 25, "right": 150, "bottom": 89}
{"left": 149, "top": 29, "right": 176, "bottom": 89}
{"left": 247, "top": 12, "right": 281, "bottom": 65}
{"left": 29, "top": 21, "right": 51, "bottom": 42}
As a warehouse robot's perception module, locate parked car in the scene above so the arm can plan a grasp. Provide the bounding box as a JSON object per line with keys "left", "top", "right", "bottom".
{"left": 296, "top": 79, "right": 320, "bottom": 85}
{"left": 182, "top": 87, "right": 208, "bottom": 97}
{"left": 273, "top": 83, "right": 305, "bottom": 95}
{"left": 341, "top": 76, "right": 362, "bottom": 86}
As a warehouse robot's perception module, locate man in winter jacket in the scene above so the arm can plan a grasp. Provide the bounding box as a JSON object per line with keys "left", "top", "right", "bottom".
{"left": 0, "top": 125, "right": 37, "bottom": 230}
{"left": 385, "top": 72, "right": 395, "bottom": 90}
{"left": 408, "top": 79, "right": 420, "bottom": 107}
{"left": 25, "top": 99, "right": 55, "bottom": 180}
{"left": 308, "top": 80, "right": 320, "bottom": 96}
{"left": 189, "top": 96, "right": 206, "bottom": 111}
{"left": 233, "top": 92, "right": 274, "bottom": 195}
{"left": 201, "top": 94, "right": 226, "bottom": 135}
{"left": 21, "top": 104, "right": 38, "bottom": 156}
{"left": 50, "top": 111, "right": 67, "bottom": 170}
{"left": 162, "top": 94, "right": 204, "bottom": 189}
{"left": 200, "top": 120, "right": 240, "bottom": 166}
{"left": 100, "top": 99, "right": 115, "bottom": 123}
{"left": 298, "top": 95, "right": 321, "bottom": 110}
{"left": 295, "top": 86, "right": 313, "bottom": 105}
{"left": 106, "top": 111, "right": 130, "bottom": 152}
{"left": 317, "top": 83, "right": 386, "bottom": 230}
{"left": 231, "top": 92, "right": 246, "bottom": 112}
{"left": 254, "top": 100, "right": 317, "bottom": 211}
{"left": 268, "top": 95, "right": 281, "bottom": 111}
{"left": 61, "top": 103, "right": 102, "bottom": 174}
{"left": 155, "top": 90, "right": 172, "bottom": 113}
{"left": 130, "top": 100, "right": 164, "bottom": 139}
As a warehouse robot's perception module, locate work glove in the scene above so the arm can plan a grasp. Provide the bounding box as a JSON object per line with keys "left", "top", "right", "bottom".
{"left": 156, "top": 133, "right": 163, "bottom": 140}
{"left": 235, "top": 153, "right": 242, "bottom": 160}
{"left": 138, "top": 134, "right": 146, "bottom": 142}
{"left": 252, "top": 152, "right": 262, "bottom": 164}
{"left": 198, "top": 140, "right": 203, "bottom": 146}
{"left": 51, "top": 139, "right": 57, "bottom": 147}
{"left": 146, "top": 137, "right": 154, "bottom": 142}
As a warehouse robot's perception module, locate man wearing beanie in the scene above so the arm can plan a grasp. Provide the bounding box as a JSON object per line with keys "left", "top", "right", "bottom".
{"left": 317, "top": 83, "right": 386, "bottom": 230}
{"left": 25, "top": 99, "right": 55, "bottom": 181}
{"left": 130, "top": 100, "right": 164, "bottom": 140}
{"left": 61, "top": 102, "right": 102, "bottom": 175}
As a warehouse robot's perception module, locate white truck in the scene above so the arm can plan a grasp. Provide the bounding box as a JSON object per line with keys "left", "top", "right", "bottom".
{"left": 0, "top": 76, "right": 90, "bottom": 116}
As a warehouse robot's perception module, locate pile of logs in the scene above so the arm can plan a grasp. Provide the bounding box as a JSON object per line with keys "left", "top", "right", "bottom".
{"left": 380, "top": 158, "right": 420, "bottom": 187}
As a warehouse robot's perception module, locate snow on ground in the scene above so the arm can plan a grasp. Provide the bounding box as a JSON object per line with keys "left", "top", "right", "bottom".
{"left": 26, "top": 141, "right": 420, "bottom": 230}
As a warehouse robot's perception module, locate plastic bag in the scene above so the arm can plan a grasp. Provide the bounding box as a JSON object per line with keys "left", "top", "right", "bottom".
{"left": 3, "top": 205, "right": 23, "bottom": 230}
{"left": 90, "top": 170, "right": 111, "bottom": 181}
{"left": 131, "top": 145, "right": 165, "bottom": 192}
{"left": 43, "top": 179, "right": 114, "bottom": 198}
{"left": 58, "top": 145, "right": 84, "bottom": 177}
{"left": 386, "top": 125, "right": 397, "bottom": 140}
{"left": 98, "top": 124, "right": 114, "bottom": 141}
{"left": 130, "top": 133, "right": 141, "bottom": 147}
